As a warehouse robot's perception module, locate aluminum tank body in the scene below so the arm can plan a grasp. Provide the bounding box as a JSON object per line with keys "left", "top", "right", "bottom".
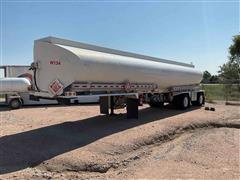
{"left": 34, "top": 37, "right": 203, "bottom": 96}
{"left": 0, "top": 78, "right": 31, "bottom": 93}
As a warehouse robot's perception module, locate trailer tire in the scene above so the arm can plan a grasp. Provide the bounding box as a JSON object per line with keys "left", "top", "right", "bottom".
{"left": 149, "top": 101, "right": 164, "bottom": 108}
{"left": 180, "top": 94, "right": 190, "bottom": 109}
{"left": 9, "top": 98, "right": 22, "bottom": 109}
{"left": 173, "top": 94, "right": 190, "bottom": 110}
{"left": 192, "top": 92, "right": 205, "bottom": 106}
{"left": 148, "top": 95, "right": 164, "bottom": 108}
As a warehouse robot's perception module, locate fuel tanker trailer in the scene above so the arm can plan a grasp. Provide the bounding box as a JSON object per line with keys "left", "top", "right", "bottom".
{"left": 30, "top": 36, "right": 204, "bottom": 118}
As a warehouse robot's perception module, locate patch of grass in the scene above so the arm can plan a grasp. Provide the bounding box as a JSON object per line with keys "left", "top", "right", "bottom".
{"left": 201, "top": 84, "right": 240, "bottom": 101}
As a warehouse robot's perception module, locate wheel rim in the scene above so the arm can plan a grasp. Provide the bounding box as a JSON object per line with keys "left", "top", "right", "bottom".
{"left": 199, "top": 95, "right": 203, "bottom": 104}
{"left": 183, "top": 97, "right": 189, "bottom": 107}
{"left": 11, "top": 100, "right": 20, "bottom": 108}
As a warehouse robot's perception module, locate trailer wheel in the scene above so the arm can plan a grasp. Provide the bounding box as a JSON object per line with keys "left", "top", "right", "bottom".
{"left": 9, "top": 98, "right": 22, "bottom": 109}
{"left": 173, "top": 94, "right": 190, "bottom": 110}
{"left": 182, "top": 95, "right": 190, "bottom": 109}
{"left": 148, "top": 96, "right": 164, "bottom": 107}
{"left": 149, "top": 101, "right": 164, "bottom": 108}
{"left": 192, "top": 92, "right": 205, "bottom": 106}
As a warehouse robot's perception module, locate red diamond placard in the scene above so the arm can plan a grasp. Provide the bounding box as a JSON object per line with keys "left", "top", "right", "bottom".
{"left": 49, "top": 79, "right": 64, "bottom": 95}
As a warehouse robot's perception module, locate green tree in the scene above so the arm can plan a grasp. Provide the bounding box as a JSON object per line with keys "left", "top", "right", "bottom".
{"left": 209, "top": 75, "right": 220, "bottom": 84}
{"left": 202, "top": 70, "right": 211, "bottom": 83}
{"left": 219, "top": 35, "right": 240, "bottom": 83}
{"left": 219, "top": 35, "right": 240, "bottom": 101}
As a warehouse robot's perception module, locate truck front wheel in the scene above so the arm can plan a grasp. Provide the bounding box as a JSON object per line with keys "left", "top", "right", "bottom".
{"left": 9, "top": 98, "right": 22, "bottom": 109}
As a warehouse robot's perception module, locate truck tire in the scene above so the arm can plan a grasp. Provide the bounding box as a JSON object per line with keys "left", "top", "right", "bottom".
{"left": 149, "top": 101, "right": 164, "bottom": 108}
{"left": 179, "top": 94, "right": 190, "bottom": 110}
{"left": 173, "top": 94, "right": 190, "bottom": 110}
{"left": 148, "top": 95, "right": 164, "bottom": 108}
{"left": 192, "top": 92, "right": 205, "bottom": 106}
{"left": 9, "top": 98, "right": 22, "bottom": 109}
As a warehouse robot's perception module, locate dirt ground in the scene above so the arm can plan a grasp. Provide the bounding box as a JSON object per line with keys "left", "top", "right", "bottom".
{"left": 0, "top": 102, "right": 239, "bottom": 179}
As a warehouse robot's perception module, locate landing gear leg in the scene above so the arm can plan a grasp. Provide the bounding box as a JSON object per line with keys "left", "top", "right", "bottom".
{"left": 110, "top": 96, "right": 115, "bottom": 116}
{"left": 99, "top": 96, "right": 109, "bottom": 115}
{"left": 127, "top": 98, "right": 139, "bottom": 119}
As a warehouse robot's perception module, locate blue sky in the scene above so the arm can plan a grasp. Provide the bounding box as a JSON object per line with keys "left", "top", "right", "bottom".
{"left": 1, "top": 1, "right": 239, "bottom": 74}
